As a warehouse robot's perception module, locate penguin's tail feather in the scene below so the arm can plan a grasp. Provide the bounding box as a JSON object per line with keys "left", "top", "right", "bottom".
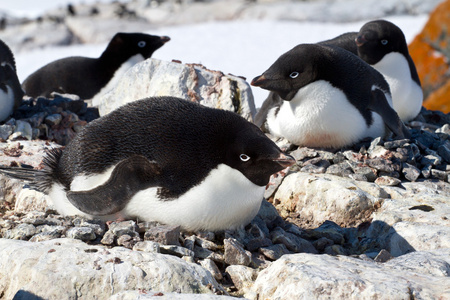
{"left": 0, "top": 147, "right": 63, "bottom": 194}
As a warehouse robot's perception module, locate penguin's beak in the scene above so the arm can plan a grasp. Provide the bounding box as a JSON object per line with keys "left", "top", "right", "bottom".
{"left": 355, "top": 35, "right": 367, "bottom": 47}
{"left": 160, "top": 36, "right": 171, "bottom": 44}
{"left": 273, "top": 153, "right": 296, "bottom": 168}
{"left": 251, "top": 75, "right": 267, "bottom": 87}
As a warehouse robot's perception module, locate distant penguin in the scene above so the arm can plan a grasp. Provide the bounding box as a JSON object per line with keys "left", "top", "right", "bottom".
{"left": 251, "top": 44, "right": 409, "bottom": 149}
{"left": 354, "top": 20, "right": 423, "bottom": 122}
{"left": 0, "top": 39, "right": 24, "bottom": 122}
{"left": 0, "top": 96, "right": 295, "bottom": 231}
{"left": 22, "top": 32, "right": 170, "bottom": 99}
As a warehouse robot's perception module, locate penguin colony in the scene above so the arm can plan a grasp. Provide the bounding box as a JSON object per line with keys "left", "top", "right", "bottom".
{"left": 0, "top": 20, "right": 423, "bottom": 231}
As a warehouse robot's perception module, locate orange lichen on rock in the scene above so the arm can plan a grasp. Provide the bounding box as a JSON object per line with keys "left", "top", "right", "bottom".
{"left": 409, "top": 0, "right": 450, "bottom": 113}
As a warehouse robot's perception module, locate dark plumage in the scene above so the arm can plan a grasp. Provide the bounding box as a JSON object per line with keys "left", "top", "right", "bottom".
{"left": 0, "top": 97, "right": 295, "bottom": 231}
{"left": 22, "top": 32, "right": 170, "bottom": 99}
{"left": 0, "top": 39, "right": 24, "bottom": 122}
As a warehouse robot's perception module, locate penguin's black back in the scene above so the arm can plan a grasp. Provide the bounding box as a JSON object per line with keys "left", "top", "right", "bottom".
{"left": 54, "top": 97, "right": 264, "bottom": 197}
{"left": 318, "top": 32, "right": 358, "bottom": 55}
{"left": 0, "top": 39, "right": 16, "bottom": 70}
{"left": 22, "top": 32, "right": 169, "bottom": 99}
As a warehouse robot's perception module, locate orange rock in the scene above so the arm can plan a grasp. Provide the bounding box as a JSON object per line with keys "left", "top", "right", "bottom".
{"left": 409, "top": 0, "right": 450, "bottom": 113}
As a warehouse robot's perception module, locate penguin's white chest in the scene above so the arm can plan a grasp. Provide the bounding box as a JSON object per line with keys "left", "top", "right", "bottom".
{"left": 266, "top": 80, "right": 385, "bottom": 148}
{"left": 48, "top": 164, "right": 264, "bottom": 231}
{"left": 373, "top": 52, "right": 423, "bottom": 122}
{"left": 0, "top": 85, "right": 15, "bottom": 122}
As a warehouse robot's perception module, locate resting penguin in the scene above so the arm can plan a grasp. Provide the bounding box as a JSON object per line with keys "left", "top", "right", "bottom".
{"left": 255, "top": 20, "right": 422, "bottom": 126}
{"left": 251, "top": 43, "right": 410, "bottom": 149}
{"left": 353, "top": 20, "right": 423, "bottom": 122}
{"left": 0, "top": 96, "right": 295, "bottom": 232}
{"left": 22, "top": 32, "right": 170, "bottom": 99}
{"left": 0, "top": 39, "right": 24, "bottom": 122}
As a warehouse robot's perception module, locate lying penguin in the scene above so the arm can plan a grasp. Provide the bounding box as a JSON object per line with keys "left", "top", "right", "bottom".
{"left": 255, "top": 20, "right": 422, "bottom": 125}
{"left": 0, "top": 96, "right": 295, "bottom": 232}
{"left": 251, "top": 43, "right": 410, "bottom": 149}
{"left": 22, "top": 32, "right": 170, "bottom": 99}
{"left": 0, "top": 39, "right": 24, "bottom": 122}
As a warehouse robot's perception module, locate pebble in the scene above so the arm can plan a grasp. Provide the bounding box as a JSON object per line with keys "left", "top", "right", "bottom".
{"left": 200, "top": 258, "right": 223, "bottom": 281}
{"left": 375, "top": 176, "right": 402, "bottom": 186}
{"left": 160, "top": 245, "right": 194, "bottom": 258}
{"left": 224, "top": 238, "right": 252, "bottom": 266}
{"left": 259, "top": 244, "right": 290, "bottom": 260}
{"left": 133, "top": 241, "right": 161, "bottom": 253}
{"left": 66, "top": 227, "right": 96, "bottom": 241}
{"left": 144, "top": 225, "right": 181, "bottom": 246}
{"left": 402, "top": 163, "right": 421, "bottom": 182}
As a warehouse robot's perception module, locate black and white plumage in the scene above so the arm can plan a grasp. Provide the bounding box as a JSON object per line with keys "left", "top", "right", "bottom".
{"left": 354, "top": 20, "right": 423, "bottom": 122}
{"left": 22, "top": 32, "right": 170, "bottom": 99}
{"left": 0, "top": 39, "right": 24, "bottom": 122}
{"left": 0, "top": 97, "right": 295, "bottom": 231}
{"left": 251, "top": 43, "right": 410, "bottom": 149}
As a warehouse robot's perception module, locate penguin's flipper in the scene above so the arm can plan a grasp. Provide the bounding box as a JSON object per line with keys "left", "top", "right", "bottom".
{"left": 369, "top": 88, "right": 411, "bottom": 139}
{"left": 67, "top": 155, "right": 161, "bottom": 216}
{"left": 254, "top": 91, "right": 283, "bottom": 131}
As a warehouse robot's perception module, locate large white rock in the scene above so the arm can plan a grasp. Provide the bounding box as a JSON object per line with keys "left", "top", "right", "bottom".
{"left": 94, "top": 58, "right": 256, "bottom": 121}
{"left": 248, "top": 249, "right": 450, "bottom": 300}
{"left": 0, "top": 238, "right": 223, "bottom": 300}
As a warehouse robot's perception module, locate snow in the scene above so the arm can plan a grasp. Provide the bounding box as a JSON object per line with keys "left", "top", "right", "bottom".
{"left": 6, "top": 2, "right": 429, "bottom": 108}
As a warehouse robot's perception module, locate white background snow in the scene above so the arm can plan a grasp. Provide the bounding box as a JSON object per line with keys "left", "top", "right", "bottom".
{"left": 3, "top": 1, "right": 429, "bottom": 108}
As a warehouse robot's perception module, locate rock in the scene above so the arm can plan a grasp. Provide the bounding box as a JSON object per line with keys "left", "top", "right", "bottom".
{"left": 0, "top": 125, "right": 14, "bottom": 140}
{"left": 10, "top": 120, "right": 33, "bottom": 141}
{"left": 0, "top": 238, "right": 222, "bottom": 299}
{"left": 144, "top": 225, "right": 181, "bottom": 246}
{"left": 66, "top": 226, "right": 96, "bottom": 241}
{"left": 402, "top": 163, "right": 421, "bottom": 181}
{"left": 374, "top": 249, "right": 393, "bottom": 263}
{"left": 409, "top": 0, "right": 450, "bottom": 113}
{"left": 4, "top": 223, "right": 36, "bottom": 240}
{"left": 225, "top": 265, "right": 256, "bottom": 295}
{"left": 259, "top": 243, "right": 291, "bottom": 260}
{"left": 374, "top": 176, "right": 401, "bottom": 186}
{"left": 200, "top": 259, "right": 223, "bottom": 281}
{"left": 248, "top": 250, "right": 450, "bottom": 300}
{"left": 95, "top": 59, "right": 256, "bottom": 121}
{"left": 133, "top": 241, "right": 161, "bottom": 253}
{"left": 224, "top": 238, "right": 252, "bottom": 266}
{"left": 160, "top": 245, "right": 195, "bottom": 258}
{"left": 109, "top": 290, "right": 235, "bottom": 299}
{"left": 270, "top": 227, "right": 317, "bottom": 254}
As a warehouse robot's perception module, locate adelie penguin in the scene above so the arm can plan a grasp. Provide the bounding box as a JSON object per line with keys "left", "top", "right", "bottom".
{"left": 0, "top": 96, "right": 295, "bottom": 232}
{"left": 255, "top": 20, "right": 422, "bottom": 127}
{"left": 22, "top": 32, "right": 170, "bottom": 99}
{"left": 0, "top": 39, "right": 24, "bottom": 122}
{"left": 252, "top": 43, "right": 410, "bottom": 149}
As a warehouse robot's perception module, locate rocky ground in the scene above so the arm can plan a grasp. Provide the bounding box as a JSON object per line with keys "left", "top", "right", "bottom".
{"left": 0, "top": 73, "right": 449, "bottom": 298}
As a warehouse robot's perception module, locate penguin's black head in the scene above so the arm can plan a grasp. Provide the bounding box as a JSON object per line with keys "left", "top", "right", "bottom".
{"left": 224, "top": 122, "right": 295, "bottom": 186}
{"left": 251, "top": 44, "right": 320, "bottom": 101}
{"left": 355, "top": 20, "right": 408, "bottom": 65}
{"left": 107, "top": 32, "right": 170, "bottom": 59}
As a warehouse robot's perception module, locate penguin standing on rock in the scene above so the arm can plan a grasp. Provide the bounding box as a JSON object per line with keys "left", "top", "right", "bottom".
{"left": 0, "top": 39, "right": 24, "bottom": 122}
{"left": 0, "top": 96, "right": 295, "bottom": 232}
{"left": 22, "top": 32, "right": 170, "bottom": 99}
{"left": 252, "top": 43, "right": 409, "bottom": 149}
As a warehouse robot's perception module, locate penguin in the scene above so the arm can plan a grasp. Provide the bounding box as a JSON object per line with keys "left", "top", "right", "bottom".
{"left": 354, "top": 20, "right": 423, "bottom": 122}
{"left": 22, "top": 32, "right": 170, "bottom": 99}
{"left": 0, "top": 39, "right": 24, "bottom": 122}
{"left": 251, "top": 43, "right": 410, "bottom": 149}
{"left": 0, "top": 96, "right": 295, "bottom": 232}
{"left": 255, "top": 20, "right": 422, "bottom": 126}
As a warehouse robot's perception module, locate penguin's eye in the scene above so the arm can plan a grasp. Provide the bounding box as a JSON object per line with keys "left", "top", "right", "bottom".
{"left": 381, "top": 39, "right": 388, "bottom": 45}
{"left": 289, "top": 72, "right": 299, "bottom": 79}
{"left": 239, "top": 154, "right": 251, "bottom": 162}
{"left": 138, "top": 41, "right": 146, "bottom": 48}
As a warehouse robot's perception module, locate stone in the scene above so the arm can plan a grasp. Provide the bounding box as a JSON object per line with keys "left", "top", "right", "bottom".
{"left": 144, "top": 225, "right": 181, "bottom": 246}
{"left": 0, "top": 125, "right": 14, "bottom": 140}
{"left": 109, "top": 290, "right": 236, "bottom": 299}
{"left": 248, "top": 250, "right": 450, "bottom": 300}
{"left": 270, "top": 227, "right": 317, "bottom": 254}
{"left": 374, "top": 249, "right": 393, "bottom": 263}
{"left": 108, "top": 220, "right": 139, "bottom": 237}
{"left": 225, "top": 265, "right": 256, "bottom": 294}
{"left": 10, "top": 120, "right": 33, "bottom": 141}
{"left": 95, "top": 59, "right": 256, "bottom": 121}
{"left": 200, "top": 259, "right": 222, "bottom": 281}
{"left": 4, "top": 223, "right": 36, "bottom": 240}
{"left": 0, "top": 238, "right": 222, "bottom": 299}
{"left": 66, "top": 227, "right": 96, "bottom": 241}
{"left": 259, "top": 243, "right": 291, "bottom": 260}
{"left": 45, "top": 114, "right": 63, "bottom": 127}
{"left": 325, "top": 162, "right": 353, "bottom": 177}
{"left": 402, "top": 163, "right": 421, "bottom": 181}
{"left": 224, "top": 238, "right": 252, "bottom": 266}
{"left": 133, "top": 241, "right": 161, "bottom": 253}
{"left": 374, "top": 176, "right": 401, "bottom": 186}
{"left": 438, "top": 143, "right": 450, "bottom": 163}
{"left": 160, "top": 245, "right": 195, "bottom": 258}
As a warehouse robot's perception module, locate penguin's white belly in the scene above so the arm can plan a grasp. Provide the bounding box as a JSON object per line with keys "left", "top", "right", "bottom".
{"left": 0, "top": 85, "right": 15, "bottom": 122}
{"left": 48, "top": 164, "right": 264, "bottom": 231}
{"left": 267, "top": 80, "right": 385, "bottom": 148}
{"left": 373, "top": 52, "right": 423, "bottom": 122}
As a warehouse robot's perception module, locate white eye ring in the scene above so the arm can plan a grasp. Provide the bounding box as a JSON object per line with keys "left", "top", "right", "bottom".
{"left": 138, "top": 41, "right": 146, "bottom": 48}
{"left": 240, "top": 154, "right": 251, "bottom": 162}
{"left": 289, "top": 72, "right": 299, "bottom": 78}
{"left": 381, "top": 39, "right": 388, "bottom": 45}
